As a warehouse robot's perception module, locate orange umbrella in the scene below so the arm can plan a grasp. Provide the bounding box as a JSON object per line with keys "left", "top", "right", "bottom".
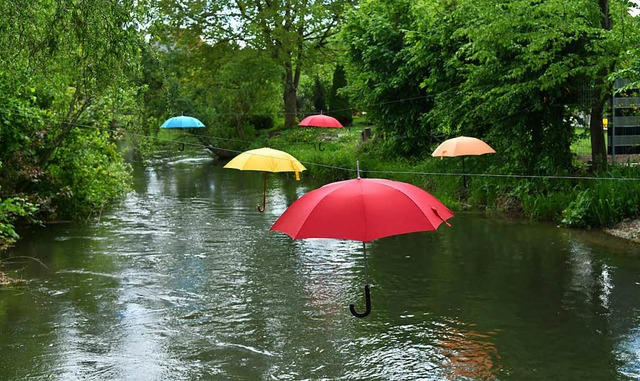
{"left": 431, "top": 136, "right": 495, "bottom": 159}
{"left": 432, "top": 136, "right": 495, "bottom": 187}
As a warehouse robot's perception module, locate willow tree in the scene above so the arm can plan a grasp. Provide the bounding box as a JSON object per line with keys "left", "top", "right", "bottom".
{"left": 0, "top": 0, "right": 143, "bottom": 219}
{"left": 157, "top": 0, "right": 355, "bottom": 127}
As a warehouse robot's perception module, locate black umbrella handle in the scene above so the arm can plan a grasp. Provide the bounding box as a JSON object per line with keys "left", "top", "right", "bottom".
{"left": 349, "top": 284, "right": 371, "bottom": 318}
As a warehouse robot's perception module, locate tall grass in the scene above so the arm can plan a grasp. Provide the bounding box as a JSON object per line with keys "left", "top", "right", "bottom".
{"left": 560, "top": 168, "right": 640, "bottom": 227}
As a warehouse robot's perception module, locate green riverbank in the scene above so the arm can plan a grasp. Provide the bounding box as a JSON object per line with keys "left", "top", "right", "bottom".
{"left": 230, "top": 118, "right": 640, "bottom": 233}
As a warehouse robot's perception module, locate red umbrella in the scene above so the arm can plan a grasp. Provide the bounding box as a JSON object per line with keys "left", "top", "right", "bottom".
{"left": 298, "top": 114, "right": 344, "bottom": 151}
{"left": 298, "top": 114, "right": 344, "bottom": 128}
{"left": 270, "top": 164, "right": 453, "bottom": 318}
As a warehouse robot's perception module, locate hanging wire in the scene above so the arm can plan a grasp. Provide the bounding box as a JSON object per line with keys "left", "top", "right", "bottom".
{"left": 1, "top": 105, "right": 639, "bottom": 183}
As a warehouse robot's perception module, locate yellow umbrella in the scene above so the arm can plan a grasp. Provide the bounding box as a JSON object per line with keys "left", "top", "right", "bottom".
{"left": 432, "top": 136, "right": 495, "bottom": 187}
{"left": 224, "top": 147, "right": 306, "bottom": 212}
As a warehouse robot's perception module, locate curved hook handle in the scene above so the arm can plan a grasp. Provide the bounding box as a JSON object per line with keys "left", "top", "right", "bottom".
{"left": 178, "top": 142, "right": 185, "bottom": 151}
{"left": 349, "top": 285, "right": 371, "bottom": 318}
{"left": 318, "top": 142, "right": 325, "bottom": 151}
{"left": 257, "top": 204, "right": 265, "bottom": 213}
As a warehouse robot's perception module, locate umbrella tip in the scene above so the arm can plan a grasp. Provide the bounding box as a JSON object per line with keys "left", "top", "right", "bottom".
{"left": 356, "top": 160, "right": 361, "bottom": 178}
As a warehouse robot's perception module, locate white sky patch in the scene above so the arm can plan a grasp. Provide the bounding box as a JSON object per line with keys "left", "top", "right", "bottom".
{"left": 631, "top": 0, "right": 640, "bottom": 16}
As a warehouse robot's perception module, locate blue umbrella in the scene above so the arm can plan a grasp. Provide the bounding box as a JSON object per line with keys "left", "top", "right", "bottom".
{"left": 160, "top": 115, "right": 205, "bottom": 129}
{"left": 160, "top": 115, "right": 205, "bottom": 151}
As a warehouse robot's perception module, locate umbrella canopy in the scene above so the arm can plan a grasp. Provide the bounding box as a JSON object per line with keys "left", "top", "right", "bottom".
{"left": 431, "top": 136, "right": 495, "bottom": 188}
{"left": 271, "top": 174, "right": 453, "bottom": 317}
{"left": 431, "top": 136, "right": 495, "bottom": 159}
{"left": 224, "top": 147, "right": 306, "bottom": 174}
{"left": 224, "top": 147, "right": 306, "bottom": 212}
{"left": 299, "top": 114, "right": 344, "bottom": 152}
{"left": 271, "top": 177, "right": 452, "bottom": 242}
{"left": 160, "top": 115, "right": 205, "bottom": 129}
{"left": 298, "top": 114, "right": 344, "bottom": 128}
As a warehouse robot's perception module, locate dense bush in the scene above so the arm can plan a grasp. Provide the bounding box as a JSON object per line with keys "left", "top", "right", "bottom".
{"left": 248, "top": 114, "right": 274, "bottom": 130}
{"left": 0, "top": 196, "right": 38, "bottom": 248}
{"left": 45, "top": 128, "right": 132, "bottom": 220}
{"left": 561, "top": 169, "right": 640, "bottom": 228}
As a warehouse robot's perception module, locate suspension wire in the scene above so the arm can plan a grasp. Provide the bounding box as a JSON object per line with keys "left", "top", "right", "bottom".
{"left": 1, "top": 106, "right": 639, "bottom": 183}
{"left": 295, "top": 94, "right": 436, "bottom": 117}
{"left": 0, "top": 91, "right": 436, "bottom": 122}
{"left": 362, "top": 169, "right": 640, "bottom": 182}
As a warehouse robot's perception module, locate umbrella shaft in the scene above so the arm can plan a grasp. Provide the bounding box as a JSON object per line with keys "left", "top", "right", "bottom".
{"left": 263, "top": 173, "right": 267, "bottom": 207}
{"left": 362, "top": 242, "right": 369, "bottom": 285}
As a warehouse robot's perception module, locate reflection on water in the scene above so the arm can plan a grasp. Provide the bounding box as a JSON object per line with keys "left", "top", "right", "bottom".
{"left": 436, "top": 321, "right": 501, "bottom": 380}
{"left": 2, "top": 149, "right": 640, "bottom": 380}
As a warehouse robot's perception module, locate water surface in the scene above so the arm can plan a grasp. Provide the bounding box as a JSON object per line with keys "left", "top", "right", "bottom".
{"left": 2, "top": 150, "right": 640, "bottom": 380}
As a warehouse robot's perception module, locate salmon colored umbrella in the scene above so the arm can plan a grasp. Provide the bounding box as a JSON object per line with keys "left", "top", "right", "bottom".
{"left": 224, "top": 147, "right": 306, "bottom": 212}
{"left": 271, "top": 163, "right": 453, "bottom": 318}
{"left": 431, "top": 136, "right": 495, "bottom": 187}
{"left": 431, "top": 136, "right": 495, "bottom": 158}
{"left": 298, "top": 114, "right": 344, "bottom": 128}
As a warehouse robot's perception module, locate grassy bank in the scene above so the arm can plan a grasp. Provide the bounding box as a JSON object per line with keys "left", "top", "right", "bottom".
{"left": 249, "top": 118, "right": 640, "bottom": 229}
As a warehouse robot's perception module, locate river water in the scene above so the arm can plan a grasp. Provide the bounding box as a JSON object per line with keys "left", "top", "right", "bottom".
{"left": 2, "top": 150, "right": 640, "bottom": 380}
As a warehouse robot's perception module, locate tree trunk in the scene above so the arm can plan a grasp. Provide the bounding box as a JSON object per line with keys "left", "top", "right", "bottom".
{"left": 589, "top": 84, "right": 608, "bottom": 170}
{"left": 236, "top": 114, "right": 246, "bottom": 142}
{"left": 590, "top": 0, "right": 611, "bottom": 171}
{"left": 283, "top": 55, "right": 301, "bottom": 128}
{"left": 283, "top": 82, "right": 297, "bottom": 128}
{"left": 530, "top": 114, "right": 544, "bottom": 172}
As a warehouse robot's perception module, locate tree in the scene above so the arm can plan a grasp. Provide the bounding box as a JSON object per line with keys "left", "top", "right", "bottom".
{"left": 140, "top": 28, "right": 283, "bottom": 150}
{"left": 328, "top": 64, "right": 353, "bottom": 126}
{"left": 433, "top": 0, "right": 599, "bottom": 172}
{"left": 594, "top": 0, "right": 640, "bottom": 169}
{"left": 156, "top": 0, "right": 355, "bottom": 128}
{"left": 215, "top": 49, "right": 283, "bottom": 142}
{"left": 589, "top": 0, "right": 613, "bottom": 170}
{"left": 343, "top": 0, "right": 636, "bottom": 172}
{"left": 341, "top": 0, "right": 438, "bottom": 156}
{"left": 441, "top": 0, "right": 635, "bottom": 172}
{"left": 312, "top": 76, "right": 328, "bottom": 113}
{"left": 0, "top": 0, "right": 144, "bottom": 220}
